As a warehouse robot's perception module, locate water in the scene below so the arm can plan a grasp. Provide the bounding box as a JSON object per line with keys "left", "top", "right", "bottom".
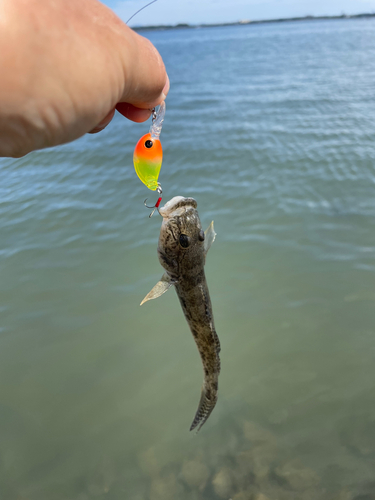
{"left": 1, "top": 18, "right": 375, "bottom": 500}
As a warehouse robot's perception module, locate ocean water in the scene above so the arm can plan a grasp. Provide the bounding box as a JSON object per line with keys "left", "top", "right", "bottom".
{"left": 1, "top": 18, "right": 375, "bottom": 500}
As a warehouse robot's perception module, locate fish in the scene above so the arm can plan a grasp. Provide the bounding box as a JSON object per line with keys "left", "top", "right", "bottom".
{"left": 141, "top": 196, "right": 220, "bottom": 432}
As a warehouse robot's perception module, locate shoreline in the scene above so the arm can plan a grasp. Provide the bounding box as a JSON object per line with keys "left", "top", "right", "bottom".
{"left": 132, "top": 12, "right": 375, "bottom": 32}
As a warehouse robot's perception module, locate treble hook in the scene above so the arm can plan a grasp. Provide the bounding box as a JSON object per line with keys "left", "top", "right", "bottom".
{"left": 144, "top": 184, "right": 162, "bottom": 218}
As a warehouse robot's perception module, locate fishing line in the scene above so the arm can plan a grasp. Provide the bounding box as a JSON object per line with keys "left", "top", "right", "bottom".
{"left": 126, "top": 0, "right": 165, "bottom": 217}
{"left": 126, "top": 0, "right": 158, "bottom": 24}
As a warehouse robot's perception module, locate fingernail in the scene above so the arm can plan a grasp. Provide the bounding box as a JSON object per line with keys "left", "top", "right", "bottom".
{"left": 162, "top": 75, "right": 170, "bottom": 99}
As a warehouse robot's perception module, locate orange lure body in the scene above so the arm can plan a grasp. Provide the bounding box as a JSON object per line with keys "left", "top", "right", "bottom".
{"left": 133, "top": 133, "right": 163, "bottom": 191}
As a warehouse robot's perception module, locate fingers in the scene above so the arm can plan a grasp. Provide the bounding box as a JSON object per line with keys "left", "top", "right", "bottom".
{"left": 115, "top": 103, "right": 151, "bottom": 123}
{"left": 89, "top": 103, "right": 153, "bottom": 135}
{"left": 119, "top": 29, "right": 170, "bottom": 110}
{"left": 91, "top": 28, "right": 170, "bottom": 132}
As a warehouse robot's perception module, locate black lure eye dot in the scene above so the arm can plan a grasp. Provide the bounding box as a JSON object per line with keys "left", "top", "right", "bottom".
{"left": 145, "top": 140, "right": 153, "bottom": 148}
{"left": 179, "top": 234, "right": 190, "bottom": 248}
{"left": 198, "top": 230, "right": 205, "bottom": 241}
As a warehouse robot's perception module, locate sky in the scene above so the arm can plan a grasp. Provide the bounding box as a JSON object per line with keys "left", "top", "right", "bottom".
{"left": 101, "top": 0, "right": 375, "bottom": 26}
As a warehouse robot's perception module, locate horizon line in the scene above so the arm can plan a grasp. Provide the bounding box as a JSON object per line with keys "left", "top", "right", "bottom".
{"left": 130, "top": 12, "right": 375, "bottom": 31}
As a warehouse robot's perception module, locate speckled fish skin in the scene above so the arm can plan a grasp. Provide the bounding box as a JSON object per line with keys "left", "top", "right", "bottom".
{"left": 157, "top": 196, "right": 221, "bottom": 432}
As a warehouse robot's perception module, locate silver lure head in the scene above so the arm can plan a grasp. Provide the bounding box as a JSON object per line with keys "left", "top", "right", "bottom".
{"left": 157, "top": 197, "right": 206, "bottom": 277}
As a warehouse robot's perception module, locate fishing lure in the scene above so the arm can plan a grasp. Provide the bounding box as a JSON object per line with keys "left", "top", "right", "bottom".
{"left": 133, "top": 102, "right": 166, "bottom": 216}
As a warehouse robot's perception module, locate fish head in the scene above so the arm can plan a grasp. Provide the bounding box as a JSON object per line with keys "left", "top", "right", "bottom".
{"left": 157, "top": 197, "right": 206, "bottom": 276}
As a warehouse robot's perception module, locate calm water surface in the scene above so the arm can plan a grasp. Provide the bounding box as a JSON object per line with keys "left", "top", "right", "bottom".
{"left": 1, "top": 18, "right": 375, "bottom": 500}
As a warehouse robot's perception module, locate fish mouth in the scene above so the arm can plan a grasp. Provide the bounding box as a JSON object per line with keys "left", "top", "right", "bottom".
{"left": 159, "top": 196, "right": 197, "bottom": 218}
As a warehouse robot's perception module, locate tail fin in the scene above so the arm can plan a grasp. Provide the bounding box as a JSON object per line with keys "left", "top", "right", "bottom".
{"left": 190, "top": 384, "right": 218, "bottom": 432}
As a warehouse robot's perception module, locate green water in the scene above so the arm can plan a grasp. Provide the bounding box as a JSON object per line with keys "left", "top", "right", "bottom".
{"left": 1, "top": 19, "right": 375, "bottom": 500}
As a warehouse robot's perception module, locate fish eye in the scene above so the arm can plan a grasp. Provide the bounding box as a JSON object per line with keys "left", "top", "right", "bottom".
{"left": 179, "top": 234, "right": 190, "bottom": 248}
{"left": 198, "top": 230, "right": 205, "bottom": 241}
{"left": 145, "top": 140, "right": 153, "bottom": 148}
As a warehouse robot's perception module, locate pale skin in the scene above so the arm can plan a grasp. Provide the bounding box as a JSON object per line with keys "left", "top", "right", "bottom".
{"left": 0, "top": 0, "right": 169, "bottom": 157}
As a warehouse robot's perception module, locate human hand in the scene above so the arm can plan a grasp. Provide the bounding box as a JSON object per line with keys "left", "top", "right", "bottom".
{"left": 0, "top": 0, "right": 169, "bottom": 157}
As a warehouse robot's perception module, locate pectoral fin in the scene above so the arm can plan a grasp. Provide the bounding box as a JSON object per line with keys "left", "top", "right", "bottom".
{"left": 204, "top": 221, "right": 216, "bottom": 255}
{"left": 140, "top": 273, "right": 175, "bottom": 306}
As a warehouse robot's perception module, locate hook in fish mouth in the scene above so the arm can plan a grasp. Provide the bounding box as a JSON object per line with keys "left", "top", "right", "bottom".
{"left": 144, "top": 195, "right": 199, "bottom": 219}
{"left": 158, "top": 196, "right": 198, "bottom": 218}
